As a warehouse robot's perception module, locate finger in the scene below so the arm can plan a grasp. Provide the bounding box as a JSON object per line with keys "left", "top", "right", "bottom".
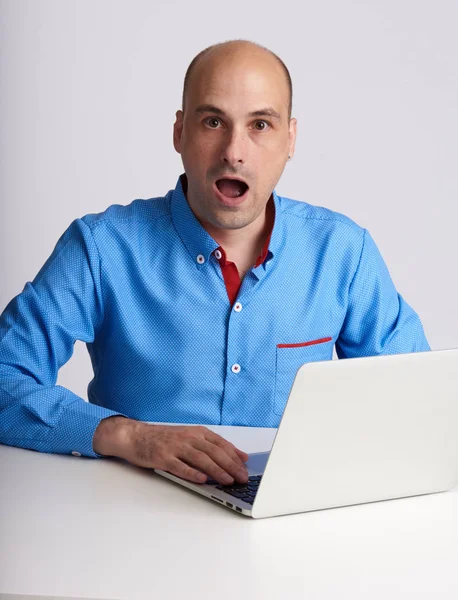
{"left": 203, "top": 430, "right": 246, "bottom": 462}
{"left": 180, "top": 447, "right": 236, "bottom": 485}
{"left": 166, "top": 457, "right": 208, "bottom": 484}
{"left": 202, "top": 442, "right": 248, "bottom": 483}
{"left": 234, "top": 447, "right": 249, "bottom": 462}
{"left": 205, "top": 431, "right": 249, "bottom": 470}
{"left": 196, "top": 440, "right": 248, "bottom": 483}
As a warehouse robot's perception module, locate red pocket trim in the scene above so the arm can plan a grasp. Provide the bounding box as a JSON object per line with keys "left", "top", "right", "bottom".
{"left": 277, "top": 337, "right": 332, "bottom": 349}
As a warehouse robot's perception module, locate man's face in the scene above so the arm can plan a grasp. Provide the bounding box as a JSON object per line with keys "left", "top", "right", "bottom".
{"left": 173, "top": 49, "right": 297, "bottom": 232}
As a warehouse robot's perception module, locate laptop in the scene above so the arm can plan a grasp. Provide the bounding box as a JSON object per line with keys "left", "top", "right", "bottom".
{"left": 154, "top": 349, "right": 458, "bottom": 518}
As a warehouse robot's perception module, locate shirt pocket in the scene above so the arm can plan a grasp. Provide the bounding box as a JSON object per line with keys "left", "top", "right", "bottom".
{"left": 273, "top": 337, "right": 333, "bottom": 416}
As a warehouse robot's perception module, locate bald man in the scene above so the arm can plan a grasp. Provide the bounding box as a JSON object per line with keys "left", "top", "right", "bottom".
{"left": 0, "top": 40, "right": 429, "bottom": 487}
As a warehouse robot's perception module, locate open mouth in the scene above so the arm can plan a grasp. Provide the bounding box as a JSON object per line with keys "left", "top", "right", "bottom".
{"left": 215, "top": 178, "right": 249, "bottom": 198}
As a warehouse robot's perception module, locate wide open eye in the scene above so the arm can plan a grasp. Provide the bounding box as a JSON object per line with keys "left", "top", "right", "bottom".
{"left": 205, "top": 117, "right": 221, "bottom": 128}
{"left": 253, "top": 120, "right": 270, "bottom": 131}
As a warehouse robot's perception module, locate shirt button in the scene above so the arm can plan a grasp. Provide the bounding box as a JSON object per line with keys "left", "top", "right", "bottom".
{"left": 197, "top": 254, "right": 205, "bottom": 264}
{"left": 231, "top": 363, "right": 241, "bottom": 374}
{"left": 71, "top": 451, "right": 82, "bottom": 457}
{"left": 215, "top": 249, "right": 222, "bottom": 260}
{"left": 234, "top": 302, "right": 242, "bottom": 312}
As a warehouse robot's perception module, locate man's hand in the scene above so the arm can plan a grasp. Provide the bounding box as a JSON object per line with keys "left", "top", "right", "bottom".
{"left": 93, "top": 416, "right": 249, "bottom": 485}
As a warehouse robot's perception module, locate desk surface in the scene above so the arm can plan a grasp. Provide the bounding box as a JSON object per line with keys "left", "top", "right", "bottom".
{"left": 1, "top": 424, "right": 458, "bottom": 600}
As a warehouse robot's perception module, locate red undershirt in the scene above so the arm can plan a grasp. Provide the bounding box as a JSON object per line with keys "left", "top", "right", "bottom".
{"left": 215, "top": 230, "right": 272, "bottom": 305}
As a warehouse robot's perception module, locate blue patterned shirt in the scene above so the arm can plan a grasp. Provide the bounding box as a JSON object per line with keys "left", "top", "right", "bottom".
{"left": 0, "top": 174, "right": 430, "bottom": 457}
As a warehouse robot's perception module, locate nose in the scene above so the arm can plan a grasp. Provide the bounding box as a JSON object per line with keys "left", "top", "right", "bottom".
{"left": 219, "top": 127, "right": 246, "bottom": 167}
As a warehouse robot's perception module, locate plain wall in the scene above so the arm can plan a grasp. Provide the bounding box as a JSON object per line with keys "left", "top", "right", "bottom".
{"left": 1, "top": 0, "right": 457, "bottom": 400}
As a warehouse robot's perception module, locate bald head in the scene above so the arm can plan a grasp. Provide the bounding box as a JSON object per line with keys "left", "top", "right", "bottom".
{"left": 182, "top": 40, "right": 293, "bottom": 120}
{"left": 173, "top": 39, "right": 297, "bottom": 234}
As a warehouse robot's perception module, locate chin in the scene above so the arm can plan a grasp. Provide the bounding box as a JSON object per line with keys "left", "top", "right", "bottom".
{"left": 211, "top": 212, "right": 255, "bottom": 231}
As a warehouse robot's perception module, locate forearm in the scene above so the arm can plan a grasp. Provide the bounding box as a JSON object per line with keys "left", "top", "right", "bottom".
{"left": 0, "top": 377, "right": 127, "bottom": 457}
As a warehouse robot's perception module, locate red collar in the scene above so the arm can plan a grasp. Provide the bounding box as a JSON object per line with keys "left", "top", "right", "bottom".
{"left": 215, "top": 202, "right": 274, "bottom": 305}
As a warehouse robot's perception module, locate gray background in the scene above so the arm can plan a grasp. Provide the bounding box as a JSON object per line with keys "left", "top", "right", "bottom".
{"left": 1, "top": 0, "right": 457, "bottom": 401}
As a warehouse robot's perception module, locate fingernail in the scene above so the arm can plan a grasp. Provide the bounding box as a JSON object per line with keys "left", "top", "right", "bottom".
{"left": 221, "top": 473, "right": 234, "bottom": 485}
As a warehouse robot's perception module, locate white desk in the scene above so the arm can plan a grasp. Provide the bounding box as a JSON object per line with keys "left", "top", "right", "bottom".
{"left": 1, "top": 424, "right": 458, "bottom": 600}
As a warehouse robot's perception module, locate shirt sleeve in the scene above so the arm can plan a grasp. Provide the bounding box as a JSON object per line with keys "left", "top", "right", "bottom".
{"left": 335, "top": 229, "right": 430, "bottom": 358}
{"left": 0, "top": 218, "right": 127, "bottom": 458}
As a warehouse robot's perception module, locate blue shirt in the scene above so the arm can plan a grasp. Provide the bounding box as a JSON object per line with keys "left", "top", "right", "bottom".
{"left": 0, "top": 174, "right": 430, "bottom": 458}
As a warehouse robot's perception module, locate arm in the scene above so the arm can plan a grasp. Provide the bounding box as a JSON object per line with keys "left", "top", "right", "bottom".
{"left": 0, "top": 218, "right": 126, "bottom": 457}
{"left": 0, "top": 218, "right": 249, "bottom": 484}
{"left": 335, "top": 229, "right": 430, "bottom": 358}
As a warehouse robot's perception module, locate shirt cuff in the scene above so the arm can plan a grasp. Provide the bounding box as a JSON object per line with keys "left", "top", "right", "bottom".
{"left": 50, "top": 400, "right": 128, "bottom": 458}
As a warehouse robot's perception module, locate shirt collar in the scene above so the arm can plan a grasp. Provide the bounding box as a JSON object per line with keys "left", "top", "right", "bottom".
{"left": 170, "top": 173, "right": 283, "bottom": 270}
{"left": 170, "top": 174, "right": 219, "bottom": 269}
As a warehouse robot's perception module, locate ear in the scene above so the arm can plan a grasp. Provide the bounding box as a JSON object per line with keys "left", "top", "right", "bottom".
{"left": 288, "top": 117, "right": 297, "bottom": 159}
{"left": 173, "top": 110, "right": 184, "bottom": 154}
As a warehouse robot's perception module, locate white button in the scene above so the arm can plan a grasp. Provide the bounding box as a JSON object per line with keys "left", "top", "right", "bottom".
{"left": 71, "top": 451, "right": 82, "bottom": 457}
{"left": 234, "top": 302, "right": 242, "bottom": 312}
{"left": 197, "top": 254, "right": 205, "bottom": 264}
{"left": 215, "top": 249, "right": 222, "bottom": 260}
{"left": 231, "top": 363, "right": 241, "bottom": 374}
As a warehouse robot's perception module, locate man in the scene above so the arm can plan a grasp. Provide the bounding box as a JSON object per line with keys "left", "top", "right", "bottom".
{"left": 0, "top": 40, "right": 429, "bottom": 488}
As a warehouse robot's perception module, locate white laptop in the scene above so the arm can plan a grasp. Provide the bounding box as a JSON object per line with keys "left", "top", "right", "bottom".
{"left": 154, "top": 349, "right": 458, "bottom": 518}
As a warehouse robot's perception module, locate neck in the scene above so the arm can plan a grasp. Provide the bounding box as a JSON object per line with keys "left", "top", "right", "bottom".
{"left": 209, "top": 202, "right": 273, "bottom": 253}
{"left": 211, "top": 200, "right": 275, "bottom": 278}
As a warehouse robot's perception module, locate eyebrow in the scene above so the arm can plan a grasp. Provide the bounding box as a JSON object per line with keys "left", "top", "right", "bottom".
{"left": 194, "top": 104, "right": 282, "bottom": 121}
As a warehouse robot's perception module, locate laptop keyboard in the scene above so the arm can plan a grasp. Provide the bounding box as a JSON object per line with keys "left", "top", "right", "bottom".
{"left": 213, "top": 475, "right": 262, "bottom": 505}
